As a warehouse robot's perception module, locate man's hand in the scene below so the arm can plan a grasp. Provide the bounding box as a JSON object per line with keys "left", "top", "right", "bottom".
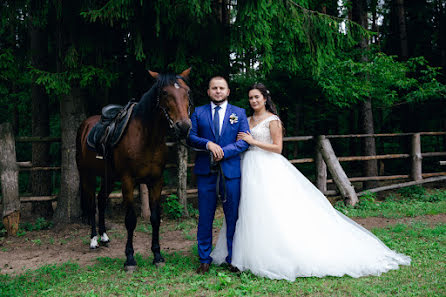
{"left": 207, "top": 142, "right": 224, "bottom": 162}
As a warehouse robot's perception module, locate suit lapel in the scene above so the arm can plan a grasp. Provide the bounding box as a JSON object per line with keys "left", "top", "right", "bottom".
{"left": 220, "top": 104, "right": 232, "bottom": 137}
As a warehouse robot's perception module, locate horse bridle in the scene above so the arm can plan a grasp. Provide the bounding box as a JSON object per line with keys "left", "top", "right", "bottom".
{"left": 156, "top": 75, "right": 193, "bottom": 129}
{"left": 156, "top": 77, "right": 228, "bottom": 203}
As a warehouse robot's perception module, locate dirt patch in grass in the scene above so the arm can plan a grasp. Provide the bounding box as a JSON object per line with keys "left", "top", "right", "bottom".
{"left": 1, "top": 210, "right": 445, "bottom": 275}
{"left": 353, "top": 213, "right": 446, "bottom": 229}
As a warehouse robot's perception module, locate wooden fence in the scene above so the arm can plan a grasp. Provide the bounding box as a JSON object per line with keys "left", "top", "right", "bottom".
{"left": 166, "top": 132, "right": 446, "bottom": 200}
{"left": 6, "top": 131, "right": 446, "bottom": 204}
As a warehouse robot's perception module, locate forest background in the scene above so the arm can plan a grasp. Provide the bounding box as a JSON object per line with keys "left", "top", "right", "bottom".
{"left": 0, "top": 0, "right": 445, "bottom": 222}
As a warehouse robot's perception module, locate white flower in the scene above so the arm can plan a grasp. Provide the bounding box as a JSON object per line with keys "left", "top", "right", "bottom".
{"left": 229, "top": 113, "right": 238, "bottom": 124}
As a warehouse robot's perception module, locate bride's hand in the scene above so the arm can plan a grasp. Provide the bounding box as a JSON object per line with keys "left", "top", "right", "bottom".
{"left": 237, "top": 131, "right": 254, "bottom": 144}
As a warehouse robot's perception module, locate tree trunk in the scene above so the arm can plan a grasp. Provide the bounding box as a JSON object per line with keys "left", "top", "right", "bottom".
{"left": 434, "top": 0, "right": 446, "bottom": 78}
{"left": 30, "top": 12, "right": 52, "bottom": 217}
{"left": 353, "top": 0, "right": 379, "bottom": 189}
{"left": 0, "top": 123, "right": 20, "bottom": 236}
{"left": 370, "top": 0, "right": 380, "bottom": 45}
{"left": 360, "top": 99, "right": 379, "bottom": 189}
{"left": 395, "top": 0, "right": 409, "bottom": 60}
{"left": 53, "top": 86, "right": 85, "bottom": 223}
{"left": 211, "top": 0, "right": 230, "bottom": 77}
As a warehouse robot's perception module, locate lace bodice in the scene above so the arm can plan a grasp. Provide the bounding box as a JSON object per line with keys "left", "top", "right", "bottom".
{"left": 248, "top": 115, "right": 280, "bottom": 151}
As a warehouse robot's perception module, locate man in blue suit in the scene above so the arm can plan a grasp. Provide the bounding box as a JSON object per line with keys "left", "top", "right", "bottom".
{"left": 188, "top": 76, "right": 250, "bottom": 274}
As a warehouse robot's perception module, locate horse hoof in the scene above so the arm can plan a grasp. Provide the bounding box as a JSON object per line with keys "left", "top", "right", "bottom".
{"left": 153, "top": 256, "right": 165, "bottom": 268}
{"left": 155, "top": 261, "right": 165, "bottom": 268}
{"left": 100, "top": 233, "right": 110, "bottom": 246}
{"left": 124, "top": 265, "right": 137, "bottom": 272}
{"left": 90, "top": 236, "right": 99, "bottom": 249}
{"left": 99, "top": 240, "right": 110, "bottom": 247}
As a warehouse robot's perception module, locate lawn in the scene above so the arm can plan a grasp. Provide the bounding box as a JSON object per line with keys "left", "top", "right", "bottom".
{"left": 1, "top": 188, "right": 445, "bottom": 296}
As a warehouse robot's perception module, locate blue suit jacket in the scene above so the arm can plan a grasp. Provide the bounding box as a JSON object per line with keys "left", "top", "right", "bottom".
{"left": 187, "top": 103, "right": 250, "bottom": 178}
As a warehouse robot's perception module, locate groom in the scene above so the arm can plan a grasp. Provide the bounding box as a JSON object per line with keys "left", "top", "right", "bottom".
{"left": 188, "top": 76, "right": 250, "bottom": 274}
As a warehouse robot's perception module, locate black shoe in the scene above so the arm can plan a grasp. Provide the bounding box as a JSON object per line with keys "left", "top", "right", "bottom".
{"left": 228, "top": 264, "right": 240, "bottom": 273}
{"left": 196, "top": 263, "right": 210, "bottom": 274}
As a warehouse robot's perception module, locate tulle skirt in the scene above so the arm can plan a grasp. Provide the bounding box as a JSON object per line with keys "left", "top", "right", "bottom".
{"left": 210, "top": 149, "right": 410, "bottom": 280}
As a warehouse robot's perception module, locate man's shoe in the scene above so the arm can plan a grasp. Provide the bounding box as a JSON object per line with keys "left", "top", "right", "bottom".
{"left": 228, "top": 264, "right": 240, "bottom": 273}
{"left": 196, "top": 263, "right": 210, "bottom": 274}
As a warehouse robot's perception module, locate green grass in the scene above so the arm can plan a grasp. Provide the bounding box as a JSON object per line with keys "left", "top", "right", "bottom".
{"left": 1, "top": 222, "right": 444, "bottom": 296}
{"left": 335, "top": 189, "right": 446, "bottom": 218}
{"left": 1, "top": 188, "right": 445, "bottom": 296}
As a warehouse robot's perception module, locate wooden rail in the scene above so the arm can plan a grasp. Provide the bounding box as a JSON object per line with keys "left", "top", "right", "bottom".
{"left": 6, "top": 131, "right": 446, "bottom": 206}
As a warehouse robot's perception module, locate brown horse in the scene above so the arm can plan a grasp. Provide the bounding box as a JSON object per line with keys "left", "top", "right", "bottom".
{"left": 76, "top": 68, "right": 192, "bottom": 271}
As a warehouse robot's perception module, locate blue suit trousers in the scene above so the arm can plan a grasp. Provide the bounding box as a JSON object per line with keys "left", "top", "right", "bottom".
{"left": 197, "top": 173, "right": 241, "bottom": 264}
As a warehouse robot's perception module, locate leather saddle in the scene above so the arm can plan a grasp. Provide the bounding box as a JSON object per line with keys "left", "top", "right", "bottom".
{"left": 87, "top": 100, "right": 137, "bottom": 159}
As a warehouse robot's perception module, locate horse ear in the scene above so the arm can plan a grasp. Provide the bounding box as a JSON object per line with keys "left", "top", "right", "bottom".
{"left": 179, "top": 67, "right": 191, "bottom": 79}
{"left": 148, "top": 70, "right": 159, "bottom": 79}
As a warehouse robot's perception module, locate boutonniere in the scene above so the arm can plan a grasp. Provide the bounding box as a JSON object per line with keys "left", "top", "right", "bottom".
{"left": 229, "top": 113, "right": 238, "bottom": 124}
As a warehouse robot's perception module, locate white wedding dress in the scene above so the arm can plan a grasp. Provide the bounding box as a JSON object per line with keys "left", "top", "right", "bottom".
{"left": 210, "top": 115, "right": 410, "bottom": 280}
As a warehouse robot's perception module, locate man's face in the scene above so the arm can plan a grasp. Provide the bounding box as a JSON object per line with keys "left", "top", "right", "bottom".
{"left": 208, "top": 78, "right": 230, "bottom": 104}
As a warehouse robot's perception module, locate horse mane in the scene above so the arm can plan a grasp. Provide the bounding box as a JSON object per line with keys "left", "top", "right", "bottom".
{"left": 133, "top": 73, "right": 180, "bottom": 121}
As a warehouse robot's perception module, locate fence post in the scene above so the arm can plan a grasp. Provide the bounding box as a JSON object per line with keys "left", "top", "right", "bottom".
{"left": 317, "top": 135, "right": 359, "bottom": 206}
{"left": 177, "top": 144, "right": 189, "bottom": 216}
{"left": 411, "top": 133, "right": 422, "bottom": 181}
{"left": 315, "top": 138, "right": 327, "bottom": 193}
{"left": 0, "top": 123, "right": 20, "bottom": 236}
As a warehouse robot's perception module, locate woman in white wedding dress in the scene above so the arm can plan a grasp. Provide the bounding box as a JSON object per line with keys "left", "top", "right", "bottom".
{"left": 210, "top": 83, "right": 410, "bottom": 281}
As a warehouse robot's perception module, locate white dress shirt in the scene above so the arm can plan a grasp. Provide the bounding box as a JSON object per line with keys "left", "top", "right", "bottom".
{"left": 211, "top": 100, "right": 227, "bottom": 136}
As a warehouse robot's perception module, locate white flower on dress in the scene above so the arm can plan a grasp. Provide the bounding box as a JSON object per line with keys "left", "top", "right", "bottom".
{"left": 229, "top": 113, "right": 238, "bottom": 124}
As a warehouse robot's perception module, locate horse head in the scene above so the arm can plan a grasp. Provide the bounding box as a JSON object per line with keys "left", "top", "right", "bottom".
{"left": 149, "top": 68, "right": 192, "bottom": 139}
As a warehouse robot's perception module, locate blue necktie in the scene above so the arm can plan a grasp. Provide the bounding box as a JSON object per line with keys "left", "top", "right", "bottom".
{"left": 213, "top": 106, "right": 221, "bottom": 142}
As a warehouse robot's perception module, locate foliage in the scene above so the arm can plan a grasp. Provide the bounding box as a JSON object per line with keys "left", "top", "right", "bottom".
{"left": 335, "top": 189, "right": 446, "bottom": 218}
{"left": 0, "top": 217, "right": 53, "bottom": 238}
{"left": 232, "top": 0, "right": 369, "bottom": 76}
{"left": 397, "top": 185, "right": 426, "bottom": 198}
{"left": 1, "top": 222, "right": 444, "bottom": 296}
{"left": 163, "top": 194, "right": 184, "bottom": 220}
{"left": 0, "top": 48, "right": 31, "bottom": 125}
{"left": 1, "top": 0, "right": 445, "bottom": 223}
{"left": 318, "top": 52, "right": 446, "bottom": 108}
{"left": 30, "top": 65, "right": 119, "bottom": 96}
{"left": 187, "top": 203, "right": 199, "bottom": 218}
{"left": 20, "top": 217, "right": 53, "bottom": 232}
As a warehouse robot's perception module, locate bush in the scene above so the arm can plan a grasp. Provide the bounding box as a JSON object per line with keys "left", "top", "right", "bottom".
{"left": 163, "top": 194, "right": 183, "bottom": 220}
{"left": 187, "top": 203, "right": 199, "bottom": 218}
{"left": 397, "top": 185, "right": 426, "bottom": 198}
{"left": 419, "top": 189, "right": 446, "bottom": 203}
{"left": 21, "top": 217, "right": 53, "bottom": 231}
{"left": 357, "top": 191, "right": 379, "bottom": 210}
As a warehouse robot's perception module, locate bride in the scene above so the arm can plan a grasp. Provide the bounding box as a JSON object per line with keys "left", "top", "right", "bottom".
{"left": 210, "top": 83, "right": 411, "bottom": 280}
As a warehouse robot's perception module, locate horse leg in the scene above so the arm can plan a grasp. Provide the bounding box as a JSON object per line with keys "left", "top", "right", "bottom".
{"left": 122, "top": 176, "right": 137, "bottom": 271}
{"left": 98, "top": 177, "right": 112, "bottom": 246}
{"left": 81, "top": 174, "right": 99, "bottom": 249}
{"left": 149, "top": 179, "right": 165, "bottom": 266}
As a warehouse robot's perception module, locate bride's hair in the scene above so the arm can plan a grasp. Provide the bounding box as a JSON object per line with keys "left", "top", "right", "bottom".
{"left": 248, "top": 83, "right": 279, "bottom": 116}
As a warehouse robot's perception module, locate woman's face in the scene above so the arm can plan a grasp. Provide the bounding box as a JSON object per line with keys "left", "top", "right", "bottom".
{"left": 248, "top": 89, "right": 266, "bottom": 112}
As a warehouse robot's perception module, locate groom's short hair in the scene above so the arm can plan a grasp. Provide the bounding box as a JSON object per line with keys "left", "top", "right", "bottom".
{"left": 208, "top": 76, "right": 228, "bottom": 88}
